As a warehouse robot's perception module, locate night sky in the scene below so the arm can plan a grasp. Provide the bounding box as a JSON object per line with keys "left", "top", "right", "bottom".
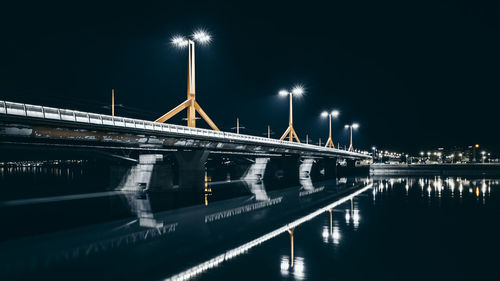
{"left": 1, "top": 1, "right": 499, "bottom": 153}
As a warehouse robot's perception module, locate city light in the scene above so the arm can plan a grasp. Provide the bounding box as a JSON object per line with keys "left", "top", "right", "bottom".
{"left": 172, "top": 30, "right": 212, "bottom": 47}
{"left": 292, "top": 85, "right": 305, "bottom": 96}
{"left": 331, "top": 110, "right": 339, "bottom": 118}
{"left": 192, "top": 29, "right": 211, "bottom": 44}
{"left": 171, "top": 36, "right": 188, "bottom": 47}
{"left": 279, "top": 90, "right": 289, "bottom": 97}
{"left": 321, "top": 111, "right": 329, "bottom": 118}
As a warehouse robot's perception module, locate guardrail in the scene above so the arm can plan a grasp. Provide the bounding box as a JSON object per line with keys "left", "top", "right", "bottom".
{"left": 0, "top": 100, "right": 371, "bottom": 159}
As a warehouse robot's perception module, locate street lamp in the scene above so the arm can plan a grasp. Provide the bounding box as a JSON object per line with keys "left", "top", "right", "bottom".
{"left": 321, "top": 110, "right": 339, "bottom": 148}
{"left": 344, "top": 123, "right": 359, "bottom": 152}
{"left": 155, "top": 29, "right": 219, "bottom": 131}
{"left": 279, "top": 85, "right": 304, "bottom": 142}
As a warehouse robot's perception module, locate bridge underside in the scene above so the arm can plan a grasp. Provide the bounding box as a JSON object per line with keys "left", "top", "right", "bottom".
{"left": 0, "top": 115, "right": 369, "bottom": 159}
{"left": 0, "top": 116, "right": 370, "bottom": 193}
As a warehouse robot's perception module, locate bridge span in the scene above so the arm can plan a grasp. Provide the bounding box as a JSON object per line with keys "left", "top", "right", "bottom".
{"left": 0, "top": 100, "right": 371, "bottom": 192}
{"left": 0, "top": 100, "right": 370, "bottom": 159}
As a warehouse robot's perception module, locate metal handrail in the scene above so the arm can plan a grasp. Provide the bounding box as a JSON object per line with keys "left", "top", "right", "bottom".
{"left": 0, "top": 100, "right": 371, "bottom": 158}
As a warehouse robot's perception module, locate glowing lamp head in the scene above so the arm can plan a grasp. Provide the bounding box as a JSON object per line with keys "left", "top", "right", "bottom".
{"left": 344, "top": 125, "right": 349, "bottom": 129}
{"left": 291, "top": 85, "right": 304, "bottom": 96}
{"left": 192, "top": 30, "right": 211, "bottom": 44}
{"left": 172, "top": 36, "right": 188, "bottom": 48}
{"left": 278, "top": 90, "right": 289, "bottom": 97}
{"left": 352, "top": 123, "right": 359, "bottom": 129}
{"left": 321, "top": 111, "right": 329, "bottom": 118}
{"left": 331, "top": 110, "right": 339, "bottom": 118}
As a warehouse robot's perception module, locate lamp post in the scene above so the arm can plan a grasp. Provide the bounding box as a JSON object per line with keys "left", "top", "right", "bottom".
{"left": 344, "top": 123, "right": 359, "bottom": 152}
{"left": 279, "top": 86, "right": 304, "bottom": 142}
{"left": 321, "top": 110, "right": 339, "bottom": 148}
{"left": 155, "top": 30, "right": 219, "bottom": 131}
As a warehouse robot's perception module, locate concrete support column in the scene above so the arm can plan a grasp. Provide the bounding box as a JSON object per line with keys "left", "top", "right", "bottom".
{"left": 242, "top": 157, "right": 270, "bottom": 200}
{"left": 115, "top": 154, "right": 164, "bottom": 192}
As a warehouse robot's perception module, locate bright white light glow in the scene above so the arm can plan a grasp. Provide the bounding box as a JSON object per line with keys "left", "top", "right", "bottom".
{"left": 352, "top": 123, "right": 359, "bottom": 129}
{"left": 279, "top": 90, "right": 289, "bottom": 97}
{"left": 321, "top": 111, "right": 329, "bottom": 118}
{"left": 344, "top": 125, "right": 349, "bottom": 129}
{"left": 322, "top": 228, "right": 329, "bottom": 239}
{"left": 192, "top": 30, "right": 211, "bottom": 44}
{"left": 332, "top": 226, "right": 341, "bottom": 244}
{"left": 352, "top": 210, "right": 360, "bottom": 228}
{"left": 294, "top": 259, "right": 305, "bottom": 278}
{"left": 172, "top": 36, "right": 188, "bottom": 47}
{"left": 331, "top": 110, "right": 339, "bottom": 118}
{"left": 280, "top": 257, "right": 289, "bottom": 273}
{"left": 291, "top": 85, "right": 304, "bottom": 96}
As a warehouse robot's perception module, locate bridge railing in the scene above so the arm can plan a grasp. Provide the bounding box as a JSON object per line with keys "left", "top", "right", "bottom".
{"left": 0, "top": 100, "right": 370, "bottom": 158}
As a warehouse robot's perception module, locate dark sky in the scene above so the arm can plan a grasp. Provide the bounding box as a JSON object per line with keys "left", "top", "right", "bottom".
{"left": 1, "top": 1, "right": 499, "bottom": 153}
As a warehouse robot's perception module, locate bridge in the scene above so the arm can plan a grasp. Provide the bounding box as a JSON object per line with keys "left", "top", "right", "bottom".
{"left": 0, "top": 100, "right": 371, "bottom": 192}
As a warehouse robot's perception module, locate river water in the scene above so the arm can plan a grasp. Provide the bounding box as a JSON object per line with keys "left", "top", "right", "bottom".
{"left": 0, "top": 165, "right": 498, "bottom": 281}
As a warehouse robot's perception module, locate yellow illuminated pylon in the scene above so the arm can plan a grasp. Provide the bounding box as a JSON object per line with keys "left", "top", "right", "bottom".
{"left": 321, "top": 110, "right": 339, "bottom": 148}
{"left": 345, "top": 123, "right": 359, "bottom": 152}
{"left": 288, "top": 227, "right": 295, "bottom": 268}
{"left": 111, "top": 88, "right": 115, "bottom": 117}
{"left": 155, "top": 33, "right": 219, "bottom": 131}
{"left": 279, "top": 86, "right": 304, "bottom": 142}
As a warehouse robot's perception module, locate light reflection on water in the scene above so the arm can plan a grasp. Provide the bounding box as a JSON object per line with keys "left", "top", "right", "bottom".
{"left": 0, "top": 175, "right": 498, "bottom": 281}
{"left": 372, "top": 177, "right": 495, "bottom": 203}
{"left": 196, "top": 176, "right": 499, "bottom": 281}
{"left": 280, "top": 256, "right": 305, "bottom": 280}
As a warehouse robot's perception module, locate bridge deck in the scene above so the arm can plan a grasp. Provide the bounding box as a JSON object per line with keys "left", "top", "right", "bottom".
{"left": 0, "top": 100, "right": 371, "bottom": 160}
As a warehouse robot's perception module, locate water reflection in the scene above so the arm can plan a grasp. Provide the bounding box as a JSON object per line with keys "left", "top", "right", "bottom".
{"left": 280, "top": 256, "right": 305, "bottom": 280}
{"left": 322, "top": 225, "right": 341, "bottom": 245}
{"left": 2, "top": 173, "right": 497, "bottom": 281}
{"left": 165, "top": 182, "right": 373, "bottom": 281}
{"left": 122, "top": 191, "right": 163, "bottom": 228}
{"left": 299, "top": 159, "right": 315, "bottom": 191}
{"left": 0, "top": 169, "right": 372, "bottom": 281}
{"left": 241, "top": 158, "right": 270, "bottom": 201}
{"left": 371, "top": 177, "right": 495, "bottom": 205}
